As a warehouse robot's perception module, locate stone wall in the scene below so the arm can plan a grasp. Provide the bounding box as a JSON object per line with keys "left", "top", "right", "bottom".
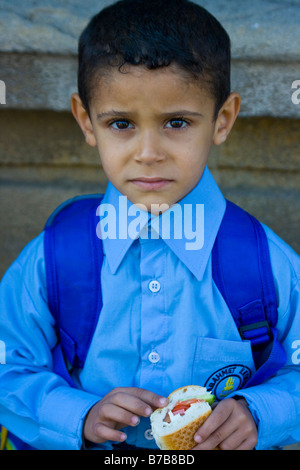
{"left": 0, "top": 0, "right": 299, "bottom": 279}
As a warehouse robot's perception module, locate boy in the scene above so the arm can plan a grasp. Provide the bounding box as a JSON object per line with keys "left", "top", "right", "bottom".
{"left": 0, "top": 0, "right": 299, "bottom": 450}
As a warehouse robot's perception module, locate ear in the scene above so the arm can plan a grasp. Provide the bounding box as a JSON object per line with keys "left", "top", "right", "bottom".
{"left": 71, "top": 93, "right": 97, "bottom": 147}
{"left": 213, "top": 92, "right": 241, "bottom": 146}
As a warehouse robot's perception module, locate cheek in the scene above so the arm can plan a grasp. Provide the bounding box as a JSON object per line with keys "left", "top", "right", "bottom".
{"left": 177, "top": 150, "right": 208, "bottom": 192}
{"left": 180, "top": 147, "right": 208, "bottom": 173}
{"left": 184, "top": 163, "right": 206, "bottom": 188}
{"left": 182, "top": 128, "right": 212, "bottom": 156}
{"left": 100, "top": 158, "right": 120, "bottom": 181}
{"left": 94, "top": 137, "right": 119, "bottom": 173}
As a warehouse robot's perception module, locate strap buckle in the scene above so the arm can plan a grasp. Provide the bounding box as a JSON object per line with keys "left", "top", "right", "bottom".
{"left": 239, "top": 320, "right": 272, "bottom": 345}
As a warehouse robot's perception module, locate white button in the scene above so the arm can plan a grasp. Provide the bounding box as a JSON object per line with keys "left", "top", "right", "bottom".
{"left": 148, "top": 351, "right": 160, "bottom": 363}
{"left": 144, "top": 428, "right": 154, "bottom": 440}
{"left": 149, "top": 280, "right": 161, "bottom": 293}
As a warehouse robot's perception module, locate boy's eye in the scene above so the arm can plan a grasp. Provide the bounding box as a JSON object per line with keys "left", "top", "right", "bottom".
{"left": 110, "top": 120, "right": 134, "bottom": 130}
{"left": 166, "top": 119, "right": 189, "bottom": 129}
{"left": 109, "top": 118, "right": 189, "bottom": 130}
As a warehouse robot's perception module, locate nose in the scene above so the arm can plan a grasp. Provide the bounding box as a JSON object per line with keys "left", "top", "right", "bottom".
{"left": 134, "top": 130, "right": 165, "bottom": 165}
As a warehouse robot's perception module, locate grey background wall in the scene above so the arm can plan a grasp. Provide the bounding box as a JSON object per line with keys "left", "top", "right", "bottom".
{"left": 0, "top": 0, "right": 299, "bottom": 279}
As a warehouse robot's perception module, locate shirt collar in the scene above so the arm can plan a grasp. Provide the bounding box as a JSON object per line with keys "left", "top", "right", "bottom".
{"left": 100, "top": 166, "right": 226, "bottom": 280}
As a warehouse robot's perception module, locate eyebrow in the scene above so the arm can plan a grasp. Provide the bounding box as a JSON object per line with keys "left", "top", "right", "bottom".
{"left": 97, "top": 110, "right": 131, "bottom": 120}
{"left": 96, "top": 109, "right": 204, "bottom": 120}
{"left": 161, "top": 110, "right": 204, "bottom": 118}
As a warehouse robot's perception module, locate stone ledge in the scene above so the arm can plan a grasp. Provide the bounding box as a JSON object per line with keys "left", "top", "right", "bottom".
{"left": 1, "top": 0, "right": 300, "bottom": 60}
{"left": 0, "top": 0, "right": 300, "bottom": 116}
{"left": 1, "top": 111, "right": 299, "bottom": 171}
{"left": 1, "top": 53, "right": 299, "bottom": 117}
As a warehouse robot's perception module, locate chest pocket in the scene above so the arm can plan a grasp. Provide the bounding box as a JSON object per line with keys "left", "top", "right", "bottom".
{"left": 191, "top": 336, "right": 256, "bottom": 400}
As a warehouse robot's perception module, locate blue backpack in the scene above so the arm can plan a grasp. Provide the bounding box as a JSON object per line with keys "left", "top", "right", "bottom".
{"left": 1, "top": 194, "right": 287, "bottom": 450}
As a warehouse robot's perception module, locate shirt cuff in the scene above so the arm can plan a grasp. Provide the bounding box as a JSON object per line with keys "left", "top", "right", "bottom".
{"left": 232, "top": 384, "right": 297, "bottom": 450}
{"left": 38, "top": 386, "right": 100, "bottom": 450}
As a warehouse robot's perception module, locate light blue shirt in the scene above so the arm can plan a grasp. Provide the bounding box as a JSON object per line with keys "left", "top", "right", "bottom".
{"left": 0, "top": 167, "right": 300, "bottom": 450}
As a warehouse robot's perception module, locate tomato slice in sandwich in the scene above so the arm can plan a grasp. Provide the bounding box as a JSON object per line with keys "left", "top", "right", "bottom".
{"left": 172, "top": 398, "right": 203, "bottom": 416}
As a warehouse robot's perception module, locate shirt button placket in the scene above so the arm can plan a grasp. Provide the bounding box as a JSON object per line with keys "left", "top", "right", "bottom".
{"left": 148, "top": 351, "right": 160, "bottom": 364}
{"left": 148, "top": 280, "right": 161, "bottom": 293}
{"left": 139, "top": 237, "right": 165, "bottom": 393}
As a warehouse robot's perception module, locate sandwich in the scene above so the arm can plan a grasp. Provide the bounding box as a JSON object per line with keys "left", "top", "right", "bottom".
{"left": 150, "top": 385, "right": 216, "bottom": 450}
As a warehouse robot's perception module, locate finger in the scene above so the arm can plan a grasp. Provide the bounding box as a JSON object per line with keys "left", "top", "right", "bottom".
{"left": 235, "top": 436, "right": 257, "bottom": 451}
{"left": 92, "top": 423, "right": 127, "bottom": 444}
{"left": 110, "top": 388, "right": 168, "bottom": 417}
{"left": 194, "top": 419, "right": 238, "bottom": 450}
{"left": 124, "top": 387, "right": 169, "bottom": 409}
{"left": 218, "top": 429, "right": 247, "bottom": 451}
{"left": 100, "top": 403, "right": 141, "bottom": 427}
{"left": 109, "top": 391, "right": 153, "bottom": 417}
{"left": 194, "top": 401, "right": 233, "bottom": 445}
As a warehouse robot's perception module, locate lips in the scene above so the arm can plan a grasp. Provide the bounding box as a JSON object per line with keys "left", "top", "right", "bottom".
{"left": 130, "top": 177, "right": 173, "bottom": 190}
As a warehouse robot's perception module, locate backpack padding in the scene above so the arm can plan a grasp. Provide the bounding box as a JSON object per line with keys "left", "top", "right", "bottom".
{"left": 44, "top": 195, "right": 104, "bottom": 369}
{"left": 212, "top": 200, "right": 286, "bottom": 385}
{"left": 212, "top": 200, "right": 278, "bottom": 332}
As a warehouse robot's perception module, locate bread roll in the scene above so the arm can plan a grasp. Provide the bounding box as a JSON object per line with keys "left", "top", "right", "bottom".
{"left": 150, "top": 385, "right": 215, "bottom": 450}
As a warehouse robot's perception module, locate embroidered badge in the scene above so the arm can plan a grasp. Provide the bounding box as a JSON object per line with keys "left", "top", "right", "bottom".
{"left": 204, "top": 365, "right": 251, "bottom": 400}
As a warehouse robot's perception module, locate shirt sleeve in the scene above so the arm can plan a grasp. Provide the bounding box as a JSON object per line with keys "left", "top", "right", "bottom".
{"left": 233, "top": 227, "right": 300, "bottom": 449}
{"left": 0, "top": 233, "right": 100, "bottom": 450}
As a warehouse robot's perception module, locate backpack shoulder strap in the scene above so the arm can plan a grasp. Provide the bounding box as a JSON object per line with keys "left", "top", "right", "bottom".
{"left": 212, "top": 200, "right": 286, "bottom": 386}
{"left": 44, "top": 194, "right": 104, "bottom": 378}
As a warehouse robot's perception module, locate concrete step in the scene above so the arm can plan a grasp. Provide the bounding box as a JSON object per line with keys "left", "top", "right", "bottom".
{"left": 0, "top": 0, "right": 300, "bottom": 116}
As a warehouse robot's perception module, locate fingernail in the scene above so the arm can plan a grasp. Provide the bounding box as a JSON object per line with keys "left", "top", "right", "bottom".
{"left": 145, "top": 407, "right": 152, "bottom": 416}
{"left": 194, "top": 434, "right": 202, "bottom": 443}
{"left": 159, "top": 397, "right": 168, "bottom": 406}
{"left": 131, "top": 416, "right": 140, "bottom": 425}
{"left": 120, "top": 433, "right": 127, "bottom": 441}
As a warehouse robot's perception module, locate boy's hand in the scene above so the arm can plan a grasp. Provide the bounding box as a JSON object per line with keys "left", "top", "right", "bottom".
{"left": 193, "top": 398, "right": 257, "bottom": 450}
{"left": 83, "top": 387, "right": 168, "bottom": 444}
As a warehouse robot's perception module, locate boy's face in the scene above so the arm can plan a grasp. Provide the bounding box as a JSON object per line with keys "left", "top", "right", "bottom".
{"left": 72, "top": 65, "right": 240, "bottom": 212}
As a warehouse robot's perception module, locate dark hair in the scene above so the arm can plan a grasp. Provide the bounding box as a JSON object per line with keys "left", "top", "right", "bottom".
{"left": 78, "top": 0, "right": 231, "bottom": 119}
